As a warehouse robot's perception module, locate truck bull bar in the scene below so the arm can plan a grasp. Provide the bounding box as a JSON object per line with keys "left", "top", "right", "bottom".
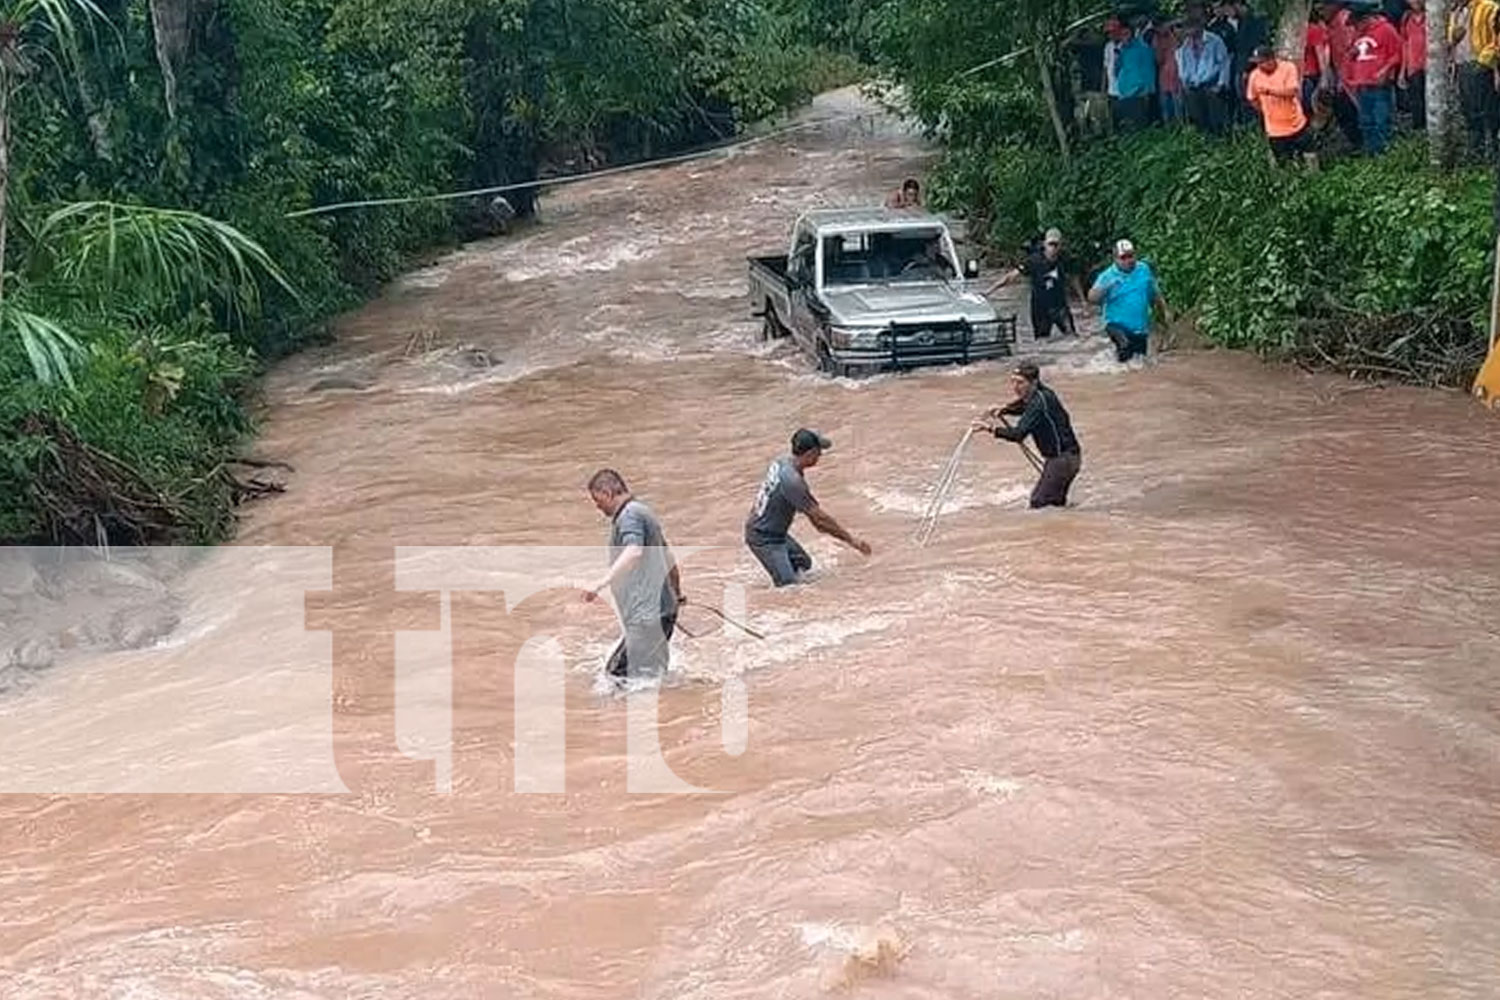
{"left": 879, "top": 314, "right": 1018, "bottom": 370}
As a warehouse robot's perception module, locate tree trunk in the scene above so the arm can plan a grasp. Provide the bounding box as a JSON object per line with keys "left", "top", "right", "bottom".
{"left": 1276, "top": 0, "right": 1312, "bottom": 57}
{"left": 149, "top": 0, "right": 205, "bottom": 119}
{"left": 0, "top": 65, "right": 10, "bottom": 310}
{"left": 1428, "top": 0, "right": 1456, "bottom": 167}
{"left": 1033, "top": 35, "right": 1071, "bottom": 161}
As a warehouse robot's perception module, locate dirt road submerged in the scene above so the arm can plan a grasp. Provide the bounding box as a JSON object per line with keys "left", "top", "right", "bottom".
{"left": 3, "top": 90, "right": 1500, "bottom": 999}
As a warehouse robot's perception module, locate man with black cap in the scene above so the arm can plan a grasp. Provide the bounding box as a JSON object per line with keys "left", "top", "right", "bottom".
{"left": 744, "top": 429, "right": 873, "bottom": 587}
{"left": 971, "top": 363, "right": 1082, "bottom": 509}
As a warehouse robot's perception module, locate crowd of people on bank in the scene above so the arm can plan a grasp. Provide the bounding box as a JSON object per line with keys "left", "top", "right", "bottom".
{"left": 1070, "top": 0, "right": 1500, "bottom": 161}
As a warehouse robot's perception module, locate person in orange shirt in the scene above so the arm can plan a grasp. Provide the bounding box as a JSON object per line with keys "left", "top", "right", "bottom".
{"left": 1246, "top": 45, "right": 1311, "bottom": 162}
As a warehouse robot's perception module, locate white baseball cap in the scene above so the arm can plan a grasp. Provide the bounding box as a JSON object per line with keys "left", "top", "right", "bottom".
{"left": 1114, "top": 239, "right": 1136, "bottom": 257}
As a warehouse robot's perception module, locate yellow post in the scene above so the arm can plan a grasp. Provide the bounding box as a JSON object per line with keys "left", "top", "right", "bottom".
{"left": 1476, "top": 230, "right": 1500, "bottom": 409}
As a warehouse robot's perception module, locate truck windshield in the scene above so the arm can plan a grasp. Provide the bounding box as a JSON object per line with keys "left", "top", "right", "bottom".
{"left": 822, "top": 229, "right": 956, "bottom": 286}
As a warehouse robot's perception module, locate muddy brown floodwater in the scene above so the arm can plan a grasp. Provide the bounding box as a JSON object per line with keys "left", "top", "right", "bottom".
{"left": 4, "top": 89, "right": 1500, "bottom": 999}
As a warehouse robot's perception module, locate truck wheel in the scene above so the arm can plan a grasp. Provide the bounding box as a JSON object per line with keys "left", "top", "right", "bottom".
{"left": 817, "top": 345, "right": 847, "bottom": 378}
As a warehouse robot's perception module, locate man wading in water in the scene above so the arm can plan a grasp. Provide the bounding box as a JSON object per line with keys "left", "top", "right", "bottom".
{"left": 971, "top": 363, "right": 1083, "bottom": 509}
{"left": 745, "top": 429, "right": 872, "bottom": 587}
{"left": 582, "top": 469, "right": 683, "bottom": 680}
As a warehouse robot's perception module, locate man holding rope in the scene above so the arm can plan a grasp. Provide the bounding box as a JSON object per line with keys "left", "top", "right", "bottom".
{"left": 971, "top": 363, "right": 1082, "bottom": 509}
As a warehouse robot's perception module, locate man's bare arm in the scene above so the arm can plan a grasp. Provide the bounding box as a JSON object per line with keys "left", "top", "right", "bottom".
{"left": 583, "top": 544, "right": 643, "bottom": 600}
{"left": 805, "top": 504, "right": 872, "bottom": 555}
{"left": 667, "top": 550, "right": 684, "bottom": 602}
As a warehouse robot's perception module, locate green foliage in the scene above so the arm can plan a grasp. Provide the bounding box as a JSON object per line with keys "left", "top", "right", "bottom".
{"left": 2, "top": 303, "right": 82, "bottom": 385}
{"left": 934, "top": 129, "right": 1493, "bottom": 383}
{"left": 35, "top": 201, "right": 294, "bottom": 325}
{"left": 0, "top": 0, "right": 864, "bottom": 542}
{"left": 871, "top": 0, "right": 1092, "bottom": 148}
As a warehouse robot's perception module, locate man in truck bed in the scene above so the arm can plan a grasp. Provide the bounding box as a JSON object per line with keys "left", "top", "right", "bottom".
{"left": 744, "top": 429, "right": 872, "bottom": 587}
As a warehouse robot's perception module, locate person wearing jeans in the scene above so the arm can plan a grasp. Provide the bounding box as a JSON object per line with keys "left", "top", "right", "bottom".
{"left": 1345, "top": 1, "right": 1403, "bottom": 154}
{"left": 1089, "top": 239, "right": 1168, "bottom": 364}
{"left": 743, "top": 429, "right": 871, "bottom": 588}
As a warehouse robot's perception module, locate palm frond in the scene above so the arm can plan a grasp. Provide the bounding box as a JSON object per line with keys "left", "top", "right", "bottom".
{"left": 3, "top": 303, "right": 82, "bottom": 386}
{"left": 38, "top": 201, "right": 298, "bottom": 323}
{"left": 11, "top": 0, "right": 117, "bottom": 69}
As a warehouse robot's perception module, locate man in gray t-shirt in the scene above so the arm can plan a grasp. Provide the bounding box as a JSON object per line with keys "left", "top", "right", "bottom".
{"left": 743, "top": 428, "right": 873, "bottom": 587}
{"left": 584, "top": 469, "right": 682, "bottom": 680}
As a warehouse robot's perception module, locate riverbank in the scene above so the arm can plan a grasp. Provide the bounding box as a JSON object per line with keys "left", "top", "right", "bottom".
{"left": 931, "top": 128, "right": 1493, "bottom": 390}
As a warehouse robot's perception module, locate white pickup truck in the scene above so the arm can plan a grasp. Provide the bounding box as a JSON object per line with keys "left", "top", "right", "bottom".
{"left": 748, "top": 208, "right": 1015, "bottom": 376}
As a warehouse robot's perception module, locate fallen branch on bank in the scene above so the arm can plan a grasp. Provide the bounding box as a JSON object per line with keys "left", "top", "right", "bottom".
{"left": 1286, "top": 310, "right": 1486, "bottom": 390}
{"left": 23, "top": 414, "right": 187, "bottom": 545}
{"left": 17, "top": 416, "right": 295, "bottom": 545}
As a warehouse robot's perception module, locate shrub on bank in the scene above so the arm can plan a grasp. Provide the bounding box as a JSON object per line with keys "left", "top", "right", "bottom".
{"left": 932, "top": 128, "right": 1493, "bottom": 387}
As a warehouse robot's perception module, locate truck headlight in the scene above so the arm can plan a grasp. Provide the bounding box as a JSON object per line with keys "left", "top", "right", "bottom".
{"left": 829, "top": 326, "right": 881, "bottom": 350}
{"left": 971, "top": 320, "right": 1002, "bottom": 343}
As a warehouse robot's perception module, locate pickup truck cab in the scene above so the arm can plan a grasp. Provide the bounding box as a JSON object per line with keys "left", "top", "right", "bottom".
{"left": 748, "top": 208, "right": 1015, "bottom": 376}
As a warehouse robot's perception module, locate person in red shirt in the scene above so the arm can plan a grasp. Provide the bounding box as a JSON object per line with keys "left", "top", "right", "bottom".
{"left": 1303, "top": 9, "right": 1332, "bottom": 111}
{"left": 1319, "top": 0, "right": 1365, "bottom": 146}
{"left": 1344, "top": 0, "right": 1403, "bottom": 152}
{"left": 1322, "top": 0, "right": 1355, "bottom": 81}
{"left": 1399, "top": 0, "right": 1428, "bottom": 128}
{"left": 1152, "top": 18, "right": 1185, "bottom": 121}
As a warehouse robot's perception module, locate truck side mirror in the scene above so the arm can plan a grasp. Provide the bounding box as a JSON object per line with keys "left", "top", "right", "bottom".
{"left": 964, "top": 259, "right": 980, "bottom": 279}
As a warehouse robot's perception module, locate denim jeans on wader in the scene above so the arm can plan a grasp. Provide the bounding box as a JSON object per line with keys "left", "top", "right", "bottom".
{"left": 1105, "top": 322, "right": 1149, "bottom": 363}
{"left": 745, "top": 533, "right": 812, "bottom": 587}
{"left": 1356, "top": 85, "right": 1394, "bottom": 155}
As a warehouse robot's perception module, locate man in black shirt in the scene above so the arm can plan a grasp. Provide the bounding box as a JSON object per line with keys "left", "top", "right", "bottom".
{"left": 971, "top": 362, "right": 1082, "bottom": 509}
{"left": 991, "top": 228, "right": 1080, "bottom": 339}
{"left": 1069, "top": 26, "right": 1112, "bottom": 136}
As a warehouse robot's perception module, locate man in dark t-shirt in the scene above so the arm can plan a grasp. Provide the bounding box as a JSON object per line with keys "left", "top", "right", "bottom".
{"left": 744, "top": 429, "right": 872, "bottom": 587}
{"left": 989, "top": 228, "right": 1080, "bottom": 339}
{"left": 971, "top": 362, "right": 1083, "bottom": 509}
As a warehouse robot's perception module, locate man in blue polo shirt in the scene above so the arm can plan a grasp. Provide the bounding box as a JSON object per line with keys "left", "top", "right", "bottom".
{"left": 1088, "top": 238, "right": 1169, "bottom": 363}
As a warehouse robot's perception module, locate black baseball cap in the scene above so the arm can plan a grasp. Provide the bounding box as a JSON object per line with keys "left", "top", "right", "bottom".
{"left": 791, "top": 428, "right": 832, "bottom": 455}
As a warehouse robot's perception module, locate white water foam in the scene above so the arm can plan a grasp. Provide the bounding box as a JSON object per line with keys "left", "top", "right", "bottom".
{"left": 396, "top": 262, "right": 454, "bottom": 290}
{"left": 959, "top": 770, "right": 1024, "bottom": 799}
{"left": 393, "top": 363, "right": 553, "bottom": 395}
{"left": 501, "top": 233, "right": 660, "bottom": 283}
{"left": 862, "top": 481, "right": 1031, "bottom": 518}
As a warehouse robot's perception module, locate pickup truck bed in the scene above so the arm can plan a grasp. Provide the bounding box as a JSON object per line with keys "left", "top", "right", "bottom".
{"left": 747, "top": 254, "right": 794, "bottom": 339}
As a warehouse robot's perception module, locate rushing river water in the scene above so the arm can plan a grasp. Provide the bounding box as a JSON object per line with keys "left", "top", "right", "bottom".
{"left": 4, "top": 89, "right": 1500, "bottom": 999}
